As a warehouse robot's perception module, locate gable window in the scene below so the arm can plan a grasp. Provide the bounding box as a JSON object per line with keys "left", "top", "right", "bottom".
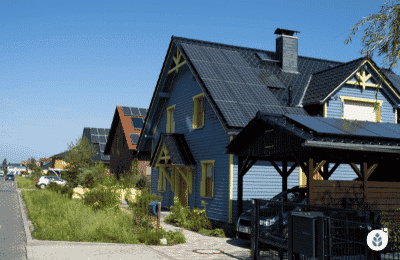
{"left": 200, "top": 160, "right": 215, "bottom": 198}
{"left": 340, "top": 96, "right": 382, "bottom": 122}
{"left": 166, "top": 105, "right": 176, "bottom": 133}
{"left": 193, "top": 93, "right": 205, "bottom": 129}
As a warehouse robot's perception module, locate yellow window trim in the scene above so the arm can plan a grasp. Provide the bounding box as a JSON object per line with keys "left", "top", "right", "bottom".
{"left": 193, "top": 93, "right": 205, "bottom": 100}
{"left": 323, "top": 103, "right": 327, "bottom": 118}
{"left": 166, "top": 104, "right": 176, "bottom": 133}
{"left": 193, "top": 93, "right": 205, "bottom": 129}
{"left": 229, "top": 136, "right": 234, "bottom": 223}
{"left": 200, "top": 160, "right": 215, "bottom": 198}
{"left": 396, "top": 109, "right": 398, "bottom": 124}
{"left": 339, "top": 96, "right": 383, "bottom": 122}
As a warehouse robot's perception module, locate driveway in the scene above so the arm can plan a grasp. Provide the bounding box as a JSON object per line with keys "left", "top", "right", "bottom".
{"left": 0, "top": 177, "right": 28, "bottom": 259}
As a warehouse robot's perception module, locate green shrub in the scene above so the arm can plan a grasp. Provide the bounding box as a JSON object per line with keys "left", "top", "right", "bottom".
{"left": 136, "top": 229, "right": 163, "bottom": 245}
{"left": 164, "top": 230, "right": 186, "bottom": 245}
{"left": 82, "top": 187, "right": 120, "bottom": 212}
{"left": 129, "top": 188, "right": 162, "bottom": 230}
{"left": 380, "top": 207, "right": 400, "bottom": 252}
{"left": 47, "top": 183, "right": 74, "bottom": 199}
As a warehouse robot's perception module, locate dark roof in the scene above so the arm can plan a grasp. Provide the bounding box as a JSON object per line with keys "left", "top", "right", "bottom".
{"left": 383, "top": 70, "right": 400, "bottom": 95}
{"left": 173, "top": 36, "right": 347, "bottom": 128}
{"left": 150, "top": 133, "right": 196, "bottom": 166}
{"left": 302, "top": 57, "right": 366, "bottom": 105}
{"left": 121, "top": 106, "right": 148, "bottom": 117}
{"left": 83, "top": 127, "right": 111, "bottom": 162}
{"left": 50, "top": 151, "right": 68, "bottom": 158}
{"left": 104, "top": 106, "right": 147, "bottom": 155}
{"left": 227, "top": 112, "right": 400, "bottom": 156}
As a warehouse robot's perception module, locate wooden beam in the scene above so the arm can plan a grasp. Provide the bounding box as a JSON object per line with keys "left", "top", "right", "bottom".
{"left": 313, "top": 160, "right": 326, "bottom": 178}
{"left": 349, "top": 163, "right": 362, "bottom": 179}
{"left": 270, "top": 161, "right": 283, "bottom": 176}
{"left": 362, "top": 162, "right": 368, "bottom": 210}
{"left": 327, "top": 163, "right": 340, "bottom": 179}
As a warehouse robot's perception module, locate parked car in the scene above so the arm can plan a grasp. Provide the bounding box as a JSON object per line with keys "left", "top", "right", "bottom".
{"left": 236, "top": 186, "right": 307, "bottom": 241}
{"left": 35, "top": 176, "right": 67, "bottom": 189}
{"left": 5, "top": 174, "right": 15, "bottom": 181}
{"left": 0, "top": 171, "right": 4, "bottom": 177}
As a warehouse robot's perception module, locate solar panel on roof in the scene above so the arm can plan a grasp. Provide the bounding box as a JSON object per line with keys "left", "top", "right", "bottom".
{"left": 315, "top": 117, "right": 382, "bottom": 138}
{"left": 285, "top": 115, "right": 384, "bottom": 138}
{"left": 91, "top": 135, "right": 99, "bottom": 143}
{"left": 96, "top": 129, "right": 104, "bottom": 135}
{"left": 130, "top": 133, "right": 140, "bottom": 144}
{"left": 139, "top": 108, "right": 147, "bottom": 117}
{"left": 131, "top": 117, "right": 144, "bottom": 129}
{"left": 99, "top": 136, "right": 107, "bottom": 143}
{"left": 130, "top": 107, "right": 140, "bottom": 116}
{"left": 363, "top": 122, "right": 400, "bottom": 139}
{"left": 90, "top": 128, "right": 98, "bottom": 135}
{"left": 99, "top": 143, "right": 105, "bottom": 152}
{"left": 122, "top": 107, "right": 132, "bottom": 116}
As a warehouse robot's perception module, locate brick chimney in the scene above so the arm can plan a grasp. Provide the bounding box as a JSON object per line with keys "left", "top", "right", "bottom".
{"left": 274, "top": 28, "right": 300, "bottom": 73}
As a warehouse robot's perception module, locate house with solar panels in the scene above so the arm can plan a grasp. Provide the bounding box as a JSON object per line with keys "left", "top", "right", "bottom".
{"left": 136, "top": 28, "right": 400, "bottom": 235}
{"left": 82, "top": 127, "right": 111, "bottom": 167}
{"left": 104, "top": 106, "right": 150, "bottom": 181}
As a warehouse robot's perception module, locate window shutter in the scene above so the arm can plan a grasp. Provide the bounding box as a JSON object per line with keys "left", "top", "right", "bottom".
{"left": 200, "top": 163, "right": 206, "bottom": 197}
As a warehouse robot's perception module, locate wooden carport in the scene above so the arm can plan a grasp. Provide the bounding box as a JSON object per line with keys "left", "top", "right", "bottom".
{"left": 226, "top": 112, "right": 400, "bottom": 223}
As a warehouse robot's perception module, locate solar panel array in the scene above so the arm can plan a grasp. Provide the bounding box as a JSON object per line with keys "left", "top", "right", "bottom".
{"left": 131, "top": 117, "right": 145, "bottom": 129}
{"left": 121, "top": 106, "right": 148, "bottom": 117}
{"left": 181, "top": 43, "right": 285, "bottom": 127}
{"left": 89, "top": 128, "right": 110, "bottom": 161}
{"left": 285, "top": 115, "right": 400, "bottom": 140}
{"left": 130, "top": 133, "right": 140, "bottom": 145}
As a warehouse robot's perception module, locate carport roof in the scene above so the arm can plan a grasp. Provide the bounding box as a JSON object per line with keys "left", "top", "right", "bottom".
{"left": 226, "top": 112, "right": 400, "bottom": 162}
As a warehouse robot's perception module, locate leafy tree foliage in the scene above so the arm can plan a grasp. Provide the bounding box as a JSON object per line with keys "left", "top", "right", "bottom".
{"left": 345, "top": 0, "right": 400, "bottom": 70}
{"left": 62, "top": 135, "right": 97, "bottom": 188}
{"left": 345, "top": 0, "right": 400, "bottom": 110}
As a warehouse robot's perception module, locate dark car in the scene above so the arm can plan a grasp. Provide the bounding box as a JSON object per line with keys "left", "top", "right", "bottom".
{"left": 5, "top": 174, "right": 15, "bottom": 181}
{"left": 236, "top": 186, "right": 307, "bottom": 241}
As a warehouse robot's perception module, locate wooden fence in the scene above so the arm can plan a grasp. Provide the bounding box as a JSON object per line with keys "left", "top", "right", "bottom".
{"left": 310, "top": 180, "right": 400, "bottom": 224}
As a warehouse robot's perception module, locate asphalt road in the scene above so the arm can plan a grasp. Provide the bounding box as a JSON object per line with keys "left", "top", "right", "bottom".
{"left": 0, "top": 177, "right": 28, "bottom": 260}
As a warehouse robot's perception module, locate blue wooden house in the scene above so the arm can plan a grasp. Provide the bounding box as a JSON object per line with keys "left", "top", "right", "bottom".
{"left": 136, "top": 28, "right": 400, "bottom": 235}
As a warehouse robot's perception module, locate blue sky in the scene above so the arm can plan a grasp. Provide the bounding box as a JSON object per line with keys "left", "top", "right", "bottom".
{"left": 0, "top": 0, "right": 393, "bottom": 164}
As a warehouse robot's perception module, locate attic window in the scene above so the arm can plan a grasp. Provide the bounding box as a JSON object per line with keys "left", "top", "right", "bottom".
{"left": 256, "top": 52, "right": 279, "bottom": 62}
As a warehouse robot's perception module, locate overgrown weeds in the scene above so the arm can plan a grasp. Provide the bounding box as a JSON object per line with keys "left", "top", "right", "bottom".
{"left": 164, "top": 197, "right": 225, "bottom": 237}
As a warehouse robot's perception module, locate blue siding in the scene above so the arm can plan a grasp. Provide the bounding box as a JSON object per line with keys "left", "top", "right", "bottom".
{"left": 231, "top": 159, "right": 299, "bottom": 222}
{"left": 327, "top": 84, "right": 397, "bottom": 123}
{"left": 150, "top": 64, "right": 232, "bottom": 223}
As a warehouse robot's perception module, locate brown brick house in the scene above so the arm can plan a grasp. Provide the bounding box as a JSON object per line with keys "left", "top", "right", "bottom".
{"left": 104, "top": 106, "right": 151, "bottom": 181}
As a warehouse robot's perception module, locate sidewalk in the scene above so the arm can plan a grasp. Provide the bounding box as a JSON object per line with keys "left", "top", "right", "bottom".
{"left": 17, "top": 188, "right": 255, "bottom": 260}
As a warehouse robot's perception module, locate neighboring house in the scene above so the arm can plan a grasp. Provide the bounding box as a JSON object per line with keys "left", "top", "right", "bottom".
{"left": 49, "top": 151, "right": 68, "bottom": 169}
{"left": 3, "top": 163, "right": 26, "bottom": 172}
{"left": 136, "top": 28, "right": 400, "bottom": 235}
{"left": 104, "top": 106, "right": 151, "bottom": 180}
{"left": 82, "top": 127, "right": 111, "bottom": 167}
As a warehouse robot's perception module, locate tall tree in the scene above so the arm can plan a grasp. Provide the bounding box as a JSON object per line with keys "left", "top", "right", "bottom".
{"left": 345, "top": 0, "right": 400, "bottom": 110}
{"left": 62, "top": 135, "right": 97, "bottom": 187}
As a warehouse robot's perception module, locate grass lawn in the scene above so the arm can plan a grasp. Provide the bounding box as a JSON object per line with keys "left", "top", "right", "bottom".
{"left": 16, "top": 176, "right": 186, "bottom": 246}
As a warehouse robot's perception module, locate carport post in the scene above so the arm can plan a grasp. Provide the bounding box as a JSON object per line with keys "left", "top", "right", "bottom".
{"left": 238, "top": 157, "right": 244, "bottom": 215}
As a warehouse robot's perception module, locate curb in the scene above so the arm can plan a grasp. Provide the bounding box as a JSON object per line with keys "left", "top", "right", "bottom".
{"left": 17, "top": 188, "right": 34, "bottom": 244}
